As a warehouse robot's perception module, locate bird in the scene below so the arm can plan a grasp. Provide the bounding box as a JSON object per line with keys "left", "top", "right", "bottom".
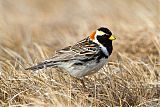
{"left": 25, "top": 27, "right": 116, "bottom": 79}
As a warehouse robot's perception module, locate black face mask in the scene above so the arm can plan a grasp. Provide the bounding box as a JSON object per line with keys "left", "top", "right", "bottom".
{"left": 96, "top": 35, "right": 113, "bottom": 55}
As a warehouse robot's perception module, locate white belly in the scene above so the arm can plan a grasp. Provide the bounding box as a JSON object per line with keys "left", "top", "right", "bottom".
{"left": 59, "top": 58, "right": 107, "bottom": 78}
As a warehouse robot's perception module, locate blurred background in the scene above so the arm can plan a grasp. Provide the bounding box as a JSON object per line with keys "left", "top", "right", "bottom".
{"left": 0, "top": 0, "right": 160, "bottom": 106}
{"left": 0, "top": 0, "right": 159, "bottom": 61}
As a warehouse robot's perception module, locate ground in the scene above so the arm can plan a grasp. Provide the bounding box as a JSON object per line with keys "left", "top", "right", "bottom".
{"left": 0, "top": 0, "right": 160, "bottom": 107}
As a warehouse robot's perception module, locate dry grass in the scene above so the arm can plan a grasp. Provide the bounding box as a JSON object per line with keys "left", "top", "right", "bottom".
{"left": 0, "top": 0, "right": 160, "bottom": 107}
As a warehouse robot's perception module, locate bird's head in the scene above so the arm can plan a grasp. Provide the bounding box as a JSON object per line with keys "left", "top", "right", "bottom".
{"left": 89, "top": 27, "right": 116, "bottom": 46}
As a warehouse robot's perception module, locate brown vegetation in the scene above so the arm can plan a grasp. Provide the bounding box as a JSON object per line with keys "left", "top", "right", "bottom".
{"left": 0, "top": 0, "right": 160, "bottom": 106}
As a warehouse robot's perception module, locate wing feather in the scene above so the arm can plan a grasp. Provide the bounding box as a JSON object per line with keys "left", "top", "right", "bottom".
{"left": 25, "top": 37, "right": 100, "bottom": 71}
{"left": 53, "top": 37, "right": 100, "bottom": 61}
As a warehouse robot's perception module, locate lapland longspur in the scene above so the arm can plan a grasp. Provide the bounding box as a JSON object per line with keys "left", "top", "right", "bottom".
{"left": 26, "top": 27, "right": 116, "bottom": 78}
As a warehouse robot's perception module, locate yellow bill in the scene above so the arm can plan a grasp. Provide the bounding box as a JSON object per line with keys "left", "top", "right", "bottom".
{"left": 109, "top": 35, "right": 116, "bottom": 40}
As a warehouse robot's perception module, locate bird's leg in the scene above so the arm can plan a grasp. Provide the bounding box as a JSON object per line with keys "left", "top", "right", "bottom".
{"left": 72, "top": 76, "right": 87, "bottom": 89}
{"left": 79, "top": 79, "right": 86, "bottom": 89}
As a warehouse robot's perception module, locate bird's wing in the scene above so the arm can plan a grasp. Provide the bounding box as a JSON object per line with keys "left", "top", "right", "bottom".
{"left": 25, "top": 37, "right": 100, "bottom": 71}
{"left": 55, "top": 37, "right": 100, "bottom": 61}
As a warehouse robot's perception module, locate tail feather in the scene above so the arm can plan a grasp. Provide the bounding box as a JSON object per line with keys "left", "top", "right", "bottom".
{"left": 25, "top": 61, "right": 57, "bottom": 71}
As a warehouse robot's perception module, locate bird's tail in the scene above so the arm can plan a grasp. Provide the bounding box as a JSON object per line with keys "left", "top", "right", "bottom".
{"left": 25, "top": 60, "right": 57, "bottom": 71}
